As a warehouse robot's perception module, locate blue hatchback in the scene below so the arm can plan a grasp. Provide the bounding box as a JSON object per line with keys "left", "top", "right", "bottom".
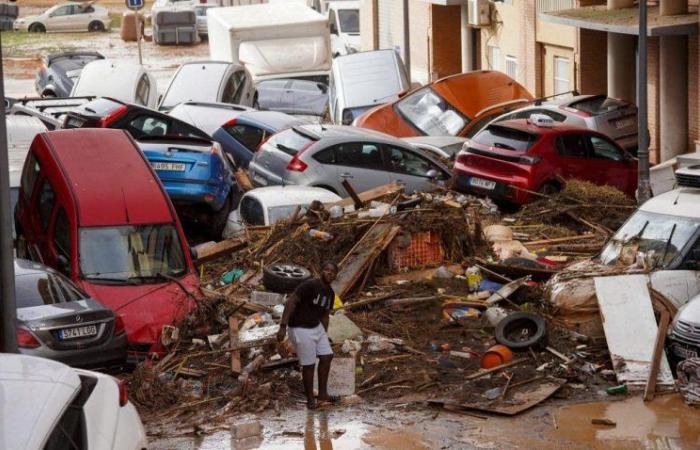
{"left": 137, "top": 136, "right": 237, "bottom": 238}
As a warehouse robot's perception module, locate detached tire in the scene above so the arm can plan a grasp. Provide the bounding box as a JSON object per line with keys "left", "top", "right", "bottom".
{"left": 495, "top": 312, "right": 547, "bottom": 351}
{"left": 263, "top": 263, "right": 311, "bottom": 293}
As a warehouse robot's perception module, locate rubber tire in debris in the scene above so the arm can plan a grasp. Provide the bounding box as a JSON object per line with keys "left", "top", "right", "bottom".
{"left": 495, "top": 312, "right": 547, "bottom": 351}
{"left": 263, "top": 263, "right": 312, "bottom": 293}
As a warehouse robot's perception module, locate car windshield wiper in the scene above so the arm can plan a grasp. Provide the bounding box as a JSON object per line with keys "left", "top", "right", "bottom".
{"left": 83, "top": 275, "right": 132, "bottom": 284}
{"left": 276, "top": 143, "right": 297, "bottom": 154}
{"left": 656, "top": 223, "right": 678, "bottom": 270}
{"left": 493, "top": 142, "right": 516, "bottom": 151}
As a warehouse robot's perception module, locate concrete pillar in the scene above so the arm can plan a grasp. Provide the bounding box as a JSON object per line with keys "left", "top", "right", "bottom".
{"left": 659, "top": 38, "right": 689, "bottom": 161}
{"left": 659, "top": 0, "right": 687, "bottom": 16}
{"left": 607, "top": 33, "right": 636, "bottom": 102}
{"left": 461, "top": 3, "right": 473, "bottom": 72}
{"left": 607, "top": 0, "right": 634, "bottom": 10}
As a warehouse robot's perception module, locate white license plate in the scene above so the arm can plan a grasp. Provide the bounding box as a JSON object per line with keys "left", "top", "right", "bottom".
{"left": 253, "top": 173, "right": 268, "bottom": 186}
{"left": 469, "top": 177, "right": 496, "bottom": 190}
{"left": 614, "top": 118, "right": 635, "bottom": 129}
{"left": 673, "top": 344, "right": 698, "bottom": 359}
{"left": 152, "top": 162, "right": 186, "bottom": 172}
{"left": 59, "top": 325, "right": 97, "bottom": 340}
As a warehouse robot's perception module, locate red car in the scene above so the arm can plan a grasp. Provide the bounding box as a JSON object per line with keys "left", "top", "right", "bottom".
{"left": 15, "top": 128, "right": 203, "bottom": 360}
{"left": 452, "top": 115, "right": 638, "bottom": 204}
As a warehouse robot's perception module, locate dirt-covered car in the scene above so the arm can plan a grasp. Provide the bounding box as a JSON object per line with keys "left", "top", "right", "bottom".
{"left": 14, "top": 2, "right": 111, "bottom": 33}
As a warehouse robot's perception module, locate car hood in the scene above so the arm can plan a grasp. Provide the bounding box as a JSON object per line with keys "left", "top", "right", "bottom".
{"left": 78, "top": 274, "right": 201, "bottom": 346}
{"left": 17, "top": 298, "right": 110, "bottom": 324}
{"left": 15, "top": 15, "right": 38, "bottom": 23}
{"left": 678, "top": 296, "right": 700, "bottom": 325}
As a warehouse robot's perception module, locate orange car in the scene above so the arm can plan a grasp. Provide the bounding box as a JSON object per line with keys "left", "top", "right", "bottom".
{"left": 354, "top": 71, "right": 534, "bottom": 138}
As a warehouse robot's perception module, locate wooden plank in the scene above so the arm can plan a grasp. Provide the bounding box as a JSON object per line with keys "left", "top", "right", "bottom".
{"left": 523, "top": 234, "right": 597, "bottom": 247}
{"left": 594, "top": 275, "right": 674, "bottom": 389}
{"left": 330, "top": 182, "right": 404, "bottom": 208}
{"left": 644, "top": 309, "right": 671, "bottom": 402}
{"left": 229, "top": 316, "right": 241, "bottom": 374}
{"left": 195, "top": 239, "right": 247, "bottom": 265}
{"left": 341, "top": 179, "right": 364, "bottom": 209}
{"left": 377, "top": 264, "right": 463, "bottom": 285}
{"left": 234, "top": 168, "right": 254, "bottom": 191}
{"left": 332, "top": 223, "right": 400, "bottom": 298}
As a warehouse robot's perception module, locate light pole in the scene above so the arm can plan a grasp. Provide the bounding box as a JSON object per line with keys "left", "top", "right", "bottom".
{"left": 636, "top": 0, "right": 651, "bottom": 203}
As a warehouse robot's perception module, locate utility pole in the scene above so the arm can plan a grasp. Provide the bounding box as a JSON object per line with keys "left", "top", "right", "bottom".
{"left": 0, "top": 31, "right": 18, "bottom": 353}
{"left": 402, "top": 0, "right": 410, "bottom": 82}
{"left": 636, "top": 0, "right": 652, "bottom": 203}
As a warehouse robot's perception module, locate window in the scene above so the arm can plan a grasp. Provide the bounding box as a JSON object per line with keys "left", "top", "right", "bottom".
{"left": 383, "top": 146, "right": 440, "bottom": 178}
{"left": 505, "top": 55, "right": 518, "bottom": 79}
{"left": 537, "top": 109, "right": 567, "bottom": 122}
{"left": 240, "top": 197, "right": 265, "bottom": 226}
{"left": 266, "top": 128, "right": 314, "bottom": 156}
{"left": 337, "top": 9, "right": 359, "bottom": 33}
{"left": 129, "top": 115, "right": 169, "bottom": 137}
{"left": 396, "top": 88, "right": 468, "bottom": 136}
{"left": 554, "top": 56, "right": 570, "bottom": 96}
{"left": 50, "top": 5, "right": 72, "bottom": 17}
{"left": 38, "top": 179, "right": 55, "bottom": 231}
{"left": 135, "top": 74, "right": 150, "bottom": 106}
{"left": 556, "top": 134, "right": 588, "bottom": 158}
{"left": 226, "top": 124, "right": 265, "bottom": 151}
{"left": 222, "top": 71, "right": 246, "bottom": 104}
{"left": 54, "top": 208, "right": 71, "bottom": 259}
{"left": 474, "top": 125, "right": 537, "bottom": 152}
{"left": 589, "top": 135, "right": 624, "bottom": 161}
{"left": 15, "top": 271, "right": 86, "bottom": 308}
{"left": 329, "top": 9, "right": 338, "bottom": 33}
{"left": 313, "top": 148, "right": 335, "bottom": 164}
{"left": 334, "top": 143, "right": 383, "bottom": 169}
{"left": 21, "top": 152, "right": 41, "bottom": 201}
{"left": 78, "top": 5, "right": 94, "bottom": 13}
{"left": 488, "top": 46, "right": 501, "bottom": 71}
{"left": 681, "top": 237, "right": 700, "bottom": 270}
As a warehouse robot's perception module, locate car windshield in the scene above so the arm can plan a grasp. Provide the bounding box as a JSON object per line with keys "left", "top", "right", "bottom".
{"left": 15, "top": 272, "right": 87, "bottom": 308}
{"left": 79, "top": 224, "right": 187, "bottom": 283}
{"left": 161, "top": 64, "right": 229, "bottom": 110}
{"left": 396, "top": 88, "right": 468, "bottom": 136}
{"left": 473, "top": 125, "right": 537, "bottom": 152}
{"left": 338, "top": 9, "right": 359, "bottom": 33}
{"left": 599, "top": 211, "right": 700, "bottom": 269}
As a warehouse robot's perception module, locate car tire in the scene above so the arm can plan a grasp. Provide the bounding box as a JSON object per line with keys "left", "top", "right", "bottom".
{"left": 263, "top": 263, "right": 312, "bottom": 293}
{"left": 29, "top": 23, "right": 46, "bottom": 33}
{"left": 495, "top": 312, "right": 547, "bottom": 351}
{"left": 211, "top": 194, "right": 233, "bottom": 240}
{"left": 88, "top": 21, "right": 105, "bottom": 32}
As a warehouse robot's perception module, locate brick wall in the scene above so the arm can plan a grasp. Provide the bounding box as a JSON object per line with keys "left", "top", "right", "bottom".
{"left": 688, "top": 36, "right": 699, "bottom": 153}
{"left": 429, "top": 5, "right": 462, "bottom": 81}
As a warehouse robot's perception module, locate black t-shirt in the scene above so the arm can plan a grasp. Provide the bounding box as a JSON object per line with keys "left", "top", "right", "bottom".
{"left": 288, "top": 278, "right": 334, "bottom": 328}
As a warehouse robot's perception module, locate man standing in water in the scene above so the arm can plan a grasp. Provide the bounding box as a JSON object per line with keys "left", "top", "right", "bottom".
{"left": 277, "top": 261, "right": 339, "bottom": 409}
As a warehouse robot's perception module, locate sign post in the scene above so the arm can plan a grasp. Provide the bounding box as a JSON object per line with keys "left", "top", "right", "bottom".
{"left": 126, "top": 0, "right": 145, "bottom": 65}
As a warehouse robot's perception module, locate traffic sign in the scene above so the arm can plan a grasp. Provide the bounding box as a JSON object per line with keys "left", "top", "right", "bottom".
{"left": 126, "top": 0, "right": 145, "bottom": 10}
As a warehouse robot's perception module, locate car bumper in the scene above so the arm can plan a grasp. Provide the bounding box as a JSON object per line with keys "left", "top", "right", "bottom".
{"left": 19, "top": 333, "right": 128, "bottom": 370}
{"left": 452, "top": 170, "right": 528, "bottom": 204}
{"left": 668, "top": 334, "right": 700, "bottom": 361}
{"left": 164, "top": 182, "right": 229, "bottom": 211}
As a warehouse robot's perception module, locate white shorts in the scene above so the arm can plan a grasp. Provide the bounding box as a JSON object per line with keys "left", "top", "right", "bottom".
{"left": 288, "top": 323, "right": 333, "bottom": 366}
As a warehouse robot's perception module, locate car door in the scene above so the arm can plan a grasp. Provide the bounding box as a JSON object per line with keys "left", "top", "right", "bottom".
{"left": 290, "top": 80, "right": 327, "bottom": 115}
{"left": 72, "top": 4, "right": 94, "bottom": 31}
{"left": 584, "top": 133, "right": 636, "bottom": 195}
{"left": 322, "top": 142, "right": 390, "bottom": 193}
{"left": 554, "top": 133, "right": 593, "bottom": 182}
{"left": 381, "top": 145, "right": 447, "bottom": 193}
{"left": 16, "top": 151, "right": 43, "bottom": 259}
{"left": 47, "top": 5, "right": 74, "bottom": 31}
{"left": 220, "top": 69, "right": 246, "bottom": 105}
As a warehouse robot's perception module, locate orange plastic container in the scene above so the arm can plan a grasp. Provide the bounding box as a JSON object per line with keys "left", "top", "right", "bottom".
{"left": 480, "top": 345, "right": 513, "bottom": 369}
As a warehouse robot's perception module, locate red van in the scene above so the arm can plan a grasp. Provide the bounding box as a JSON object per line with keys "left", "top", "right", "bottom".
{"left": 15, "top": 128, "right": 202, "bottom": 360}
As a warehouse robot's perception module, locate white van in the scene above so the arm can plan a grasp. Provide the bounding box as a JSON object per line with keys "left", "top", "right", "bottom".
{"left": 328, "top": 49, "right": 409, "bottom": 124}
{"left": 327, "top": 1, "right": 359, "bottom": 56}
{"left": 71, "top": 59, "right": 159, "bottom": 108}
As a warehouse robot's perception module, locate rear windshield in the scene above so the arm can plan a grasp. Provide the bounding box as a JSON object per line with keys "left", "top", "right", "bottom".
{"left": 569, "top": 96, "right": 629, "bottom": 116}
{"left": 79, "top": 98, "right": 123, "bottom": 116}
{"left": 473, "top": 125, "right": 537, "bottom": 152}
{"left": 15, "top": 272, "right": 87, "bottom": 308}
{"left": 161, "top": 64, "right": 229, "bottom": 110}
{"left": 267, "top": 128, "right": 314, "bottom": 156}
{"left": 396, "top": 88, "right": 468, "bottom": 136}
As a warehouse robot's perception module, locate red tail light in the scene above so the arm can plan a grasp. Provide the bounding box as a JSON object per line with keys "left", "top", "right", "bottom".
{"left": 457, "top": 154, "right": 469, "bottom": 165}
{"left": 286, "top": 156, "right": 308, "bottom": 172}
{"left": 117, "top": 379, "right": 128, "bottom": 406}
{"left": 98, "top": 105, "right": 129, "bottom": 127}
{"left": 17, "top": 328, "right": 40, "bottom": 348}
{"left": 224, "top": 118, "right": 237, "bottom": 127}
{"left": 113, "top": 315, "right": 126, "bottom": 336}
{"left": 518, "top": 155, "right": 542, "bottom": 165}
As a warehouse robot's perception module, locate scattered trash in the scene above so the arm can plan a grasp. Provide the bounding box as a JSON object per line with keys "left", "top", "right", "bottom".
{"left": 481, "top": 345, "right": 514, "bottom": 369}
{"left": 605, "top": 384, "right": 628, "bottom": 396}
{"left": 221, "top": 269, "right": 245, "bottom": 285}
{"left": 494, "top": 312, "right": 547, "bottom": 351}
{"left": 677, "top": 358, "right": 700, "bottom": 406}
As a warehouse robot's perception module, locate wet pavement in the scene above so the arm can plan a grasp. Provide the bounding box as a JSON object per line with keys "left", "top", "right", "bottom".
{"left": 149, "top": 394, "right": 700, "bottom": 450}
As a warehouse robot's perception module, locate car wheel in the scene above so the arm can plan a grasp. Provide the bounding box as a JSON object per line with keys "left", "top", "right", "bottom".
{"left": 88, "top": 21, "right": 105, "bottom": 32}
{"left": 538, "top": 182, "right": 560, "bottom": 196}
{"left": 495, "top": 312, "right": 547, "bottom": 351}
{"left": 29, "top": 23, "right": 46, "bottom": 33}
{"left": 263, "top": 263, "right": 312, "bottom": 293}
{"left": 211, "top": 194, "right": 233, "bottom": 240}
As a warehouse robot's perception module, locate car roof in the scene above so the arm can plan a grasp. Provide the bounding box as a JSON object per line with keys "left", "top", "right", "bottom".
{"left": 298, "top": 123, "right": 404, "bottom": 144}
{"left": 245, "top": 186, "right": 342, "bottom": 206}
{"left": 0, "top": 354, "right": 80, "bottom": 450}
{"left": 168, "top": 102, "right": 252, "bottom": 133}
{"left": 42, "top": 129, "right": 174, "bottom": 226}
{"left": 639, "top": 188, "right": 700, "bottom": 219}
{"left": 73, "top": 60, "right": 145, "bottom": 99}
{"left": 238, "top": 110, "right": 307, "bottom": 129}
{"left": 402, "top": 136, "right": 467, "bottom": 148}
{"left": 137, "top": 136, "right": 214, "bottom": 150}
{"left": 491, "top": 118, "right": 586, "bottom": 135}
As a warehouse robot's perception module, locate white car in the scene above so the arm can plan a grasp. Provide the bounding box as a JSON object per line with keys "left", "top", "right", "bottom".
{"left": 14, "top": 2, "right": 111, "bottom": 33}
{"left": 223, "top": 186, "right": 342, "bottom": 238}
{"left": 327, "top": 1, "right": 360, "bottom": 57}
{"left": 71, "top": 59, "right": 159, "bottom": 109}
{"left": 0, "top": 353, "right": 147, "bottom": 450}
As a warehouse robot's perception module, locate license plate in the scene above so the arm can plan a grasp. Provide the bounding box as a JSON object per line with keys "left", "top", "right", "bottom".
{"left": 65, "top": 117, "right": 84, "bottom": 128}
{"left": 614, "top": 117, "right": 635, "bottom": 129}
{"left": 59, "top": 325, "right": 97, "bottom": 340}
{"left": 253, "top": 173, "right": 268, "bottom": 186}
{"left": 152, "top": 162, "right": 186, "bottom": 172}
{"left": 673, "top": 344, "right": 698, "bottom": 359}
{"left": 469, "top": 177, "right": 496, "bottom": 190}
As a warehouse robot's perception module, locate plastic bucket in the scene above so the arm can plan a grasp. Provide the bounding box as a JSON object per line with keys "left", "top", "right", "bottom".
{"left": 480, "top": 344, "right": 513, "bottom": 369}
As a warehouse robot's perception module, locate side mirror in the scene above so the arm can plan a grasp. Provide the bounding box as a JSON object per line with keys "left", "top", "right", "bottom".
{"left": 330, "top": 23, "right": 338, "bottom": 35}
{"left": 426, "top": 169, "right": 439, "bottom": 180}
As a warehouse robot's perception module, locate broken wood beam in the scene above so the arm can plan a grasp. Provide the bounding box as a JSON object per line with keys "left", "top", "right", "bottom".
{"left": 465, "top": 358, "right": 528, "bottom": 380}
{"left": 644, "top": 309, "right": 671, "bottom": 402}
{"left": 523, "top": 234, "right": 597, "bottom": 247}
{"left": 545, "top": 346, "right": 571, "bottom": 364}
{"left": 341, "top": 179, "right": 364, "bottom": 210}
{"left": 331, "top": 182, "right": 404, "bottom": 208}
{"left": 229, "top": 316, "right": 241, "bottom": 374}
{"left": 376, "top": 264, "right": 463, "bottom": 285}
{"left": 195, "top": 239, "right": 247, "bottom": 265}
